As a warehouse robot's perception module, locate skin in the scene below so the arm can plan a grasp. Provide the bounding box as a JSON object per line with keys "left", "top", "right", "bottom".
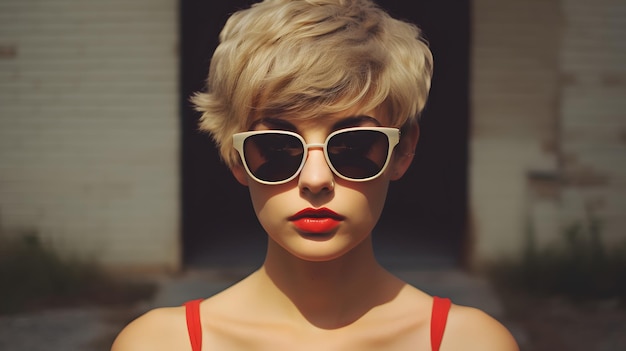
{"left": 111, "top": 108, "right": 519, "bottom": 351}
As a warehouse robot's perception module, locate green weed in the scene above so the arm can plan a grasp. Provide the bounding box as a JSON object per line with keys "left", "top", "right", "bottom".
{"left": 488, "top": 217, "right": 626, "bottom": 303}
{"left": 0, "top": 232, "right": 156, "bottom": 314}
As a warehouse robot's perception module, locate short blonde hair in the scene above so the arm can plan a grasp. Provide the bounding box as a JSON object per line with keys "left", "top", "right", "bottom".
{"left": 192, "top": 0, "right": 433, "bottom": 167}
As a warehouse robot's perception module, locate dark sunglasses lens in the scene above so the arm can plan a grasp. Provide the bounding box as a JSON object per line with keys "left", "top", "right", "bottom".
{"left": 243, "top": 133, "right": 304, "bottom": 182}
{"left": 327, "top": 130, "right": 389, "bottom": 179}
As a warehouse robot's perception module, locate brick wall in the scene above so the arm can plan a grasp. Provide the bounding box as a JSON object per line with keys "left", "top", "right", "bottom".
{"left": 0, "top": 0, "right": 180, "bottom": 270}
{"left": 471, "top": 0, "right": 626, "bottom": 266}
{"left": 470, "top": 0, "right": 562, "bottom": 263}
{"left": 559, "top": 0, "right": 626, "bottom": 246}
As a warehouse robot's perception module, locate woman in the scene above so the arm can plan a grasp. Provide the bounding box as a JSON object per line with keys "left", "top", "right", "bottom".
{"left": 112, "top": 0, "right": 519, "bottom": 350}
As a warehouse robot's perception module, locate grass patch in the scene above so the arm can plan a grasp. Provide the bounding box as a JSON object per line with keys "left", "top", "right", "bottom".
{"left": 0, "top": 232, "right": 157, "bottom": 315}
{"left": 488, "top": 218, "right": 626, "bottom": 303}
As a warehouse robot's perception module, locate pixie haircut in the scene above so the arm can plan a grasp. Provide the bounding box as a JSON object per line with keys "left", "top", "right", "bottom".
{"left": 192, "top": 0, "right": 433, "bottom": 167}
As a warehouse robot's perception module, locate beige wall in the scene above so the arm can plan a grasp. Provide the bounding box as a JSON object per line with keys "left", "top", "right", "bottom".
{"left": 0, "top": 0, "right": 180, "bottom": 270}
{"left": 471, "top": 0, "right": 626, "bottom": 266}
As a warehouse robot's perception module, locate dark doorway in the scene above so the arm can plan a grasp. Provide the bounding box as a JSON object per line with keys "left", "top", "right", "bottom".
{"left": 180, "top": 0, "right": 470, "bottom": 269}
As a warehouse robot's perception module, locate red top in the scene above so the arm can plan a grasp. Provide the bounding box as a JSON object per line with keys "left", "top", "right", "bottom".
{"left": 184, "top": 299, "right": 203, "bottom": 351}
{"left": 184, "top": 296, "right": 451, "bottom": 351}
{"left": 430, "top": 296, "right": 452, "bottom": 351}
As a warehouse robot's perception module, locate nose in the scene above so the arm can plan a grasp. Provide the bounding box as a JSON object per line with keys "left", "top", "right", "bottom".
{"left": 298, "top": 146, "right": 335, "bottom": 195}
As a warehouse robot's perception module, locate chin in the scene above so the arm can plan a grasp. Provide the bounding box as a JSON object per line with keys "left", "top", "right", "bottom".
{"left": 282, "top": 234, "right": 370, "bottom": 263}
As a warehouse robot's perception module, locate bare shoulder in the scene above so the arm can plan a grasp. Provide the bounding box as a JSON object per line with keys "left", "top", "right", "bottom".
{"left": 442, "top": 303, "right": 520, "bottom": 351}
{"left": 111, "top": 305, "right": 190, "bottom": 351}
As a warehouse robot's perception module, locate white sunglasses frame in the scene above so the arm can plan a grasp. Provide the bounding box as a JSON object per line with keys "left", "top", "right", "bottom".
{"left": 232, "top": 126, "right": 400, "bottom": 185}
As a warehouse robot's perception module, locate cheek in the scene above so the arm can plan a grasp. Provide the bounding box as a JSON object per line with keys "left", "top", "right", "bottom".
{"left": 364, "top": 183, "right": 390, "bottom": 218}
{"left": 340, "top": 179, "right": 390, "bottom": 225}
{"left": 246, "top": 182, "right": 292, "bottom": 226}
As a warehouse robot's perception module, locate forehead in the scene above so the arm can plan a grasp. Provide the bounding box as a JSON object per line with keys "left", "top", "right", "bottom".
{"left": 248, "top": 105, "right": 391, "bottom": 130}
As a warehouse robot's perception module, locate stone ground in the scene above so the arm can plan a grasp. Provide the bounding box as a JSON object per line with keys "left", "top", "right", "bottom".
{"left": 497, "top": 292, "right": 626, "bottom": 351}
{"left": 0, "top": 305, "right": 140, "bottom": 351}
{"left": 1, "top": 267, "right": 625, "bottom": 350}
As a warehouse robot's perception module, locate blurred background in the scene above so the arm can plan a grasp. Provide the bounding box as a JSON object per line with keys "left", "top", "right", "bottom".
{"left": 1, "top": 0, "right": 625, "bottom": 350}
{"left": 181, "top": 0, "right": 470, "bottom": 270}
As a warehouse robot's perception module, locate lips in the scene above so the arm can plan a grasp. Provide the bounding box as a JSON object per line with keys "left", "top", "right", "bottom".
{"left": 288, "top": 207, "right": 345, "bottom": 234}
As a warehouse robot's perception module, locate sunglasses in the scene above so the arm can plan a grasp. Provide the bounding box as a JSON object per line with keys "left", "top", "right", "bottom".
{"left": 232, "top": 127, "right": 400, "bottom": 185}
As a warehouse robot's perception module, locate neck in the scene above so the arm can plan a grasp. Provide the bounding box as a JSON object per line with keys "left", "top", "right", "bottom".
{"left": 256, "top": 236, "right": 404, "bottom": 329}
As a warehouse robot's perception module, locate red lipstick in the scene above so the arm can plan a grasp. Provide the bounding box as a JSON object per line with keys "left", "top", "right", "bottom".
{"left": 288, "top": 207, "right": 345, "bottom": 234}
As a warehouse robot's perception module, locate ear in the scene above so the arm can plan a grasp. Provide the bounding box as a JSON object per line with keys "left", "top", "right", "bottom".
{"left": 230, "top": 164, "right": 249, "bottom": 186}
{"left": 390, "top": 123, "right": 419, "bottom": 181}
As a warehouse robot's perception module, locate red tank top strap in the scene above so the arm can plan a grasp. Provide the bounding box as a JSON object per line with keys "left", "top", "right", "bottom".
{"left": 430, "top": 296, "right": 451, "bottom": 351}
{"left": 184, "top": 299, "right": 203, "bottom": 351}
{"left": 183, "top": 297, "right": 450, "bottom": 351}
